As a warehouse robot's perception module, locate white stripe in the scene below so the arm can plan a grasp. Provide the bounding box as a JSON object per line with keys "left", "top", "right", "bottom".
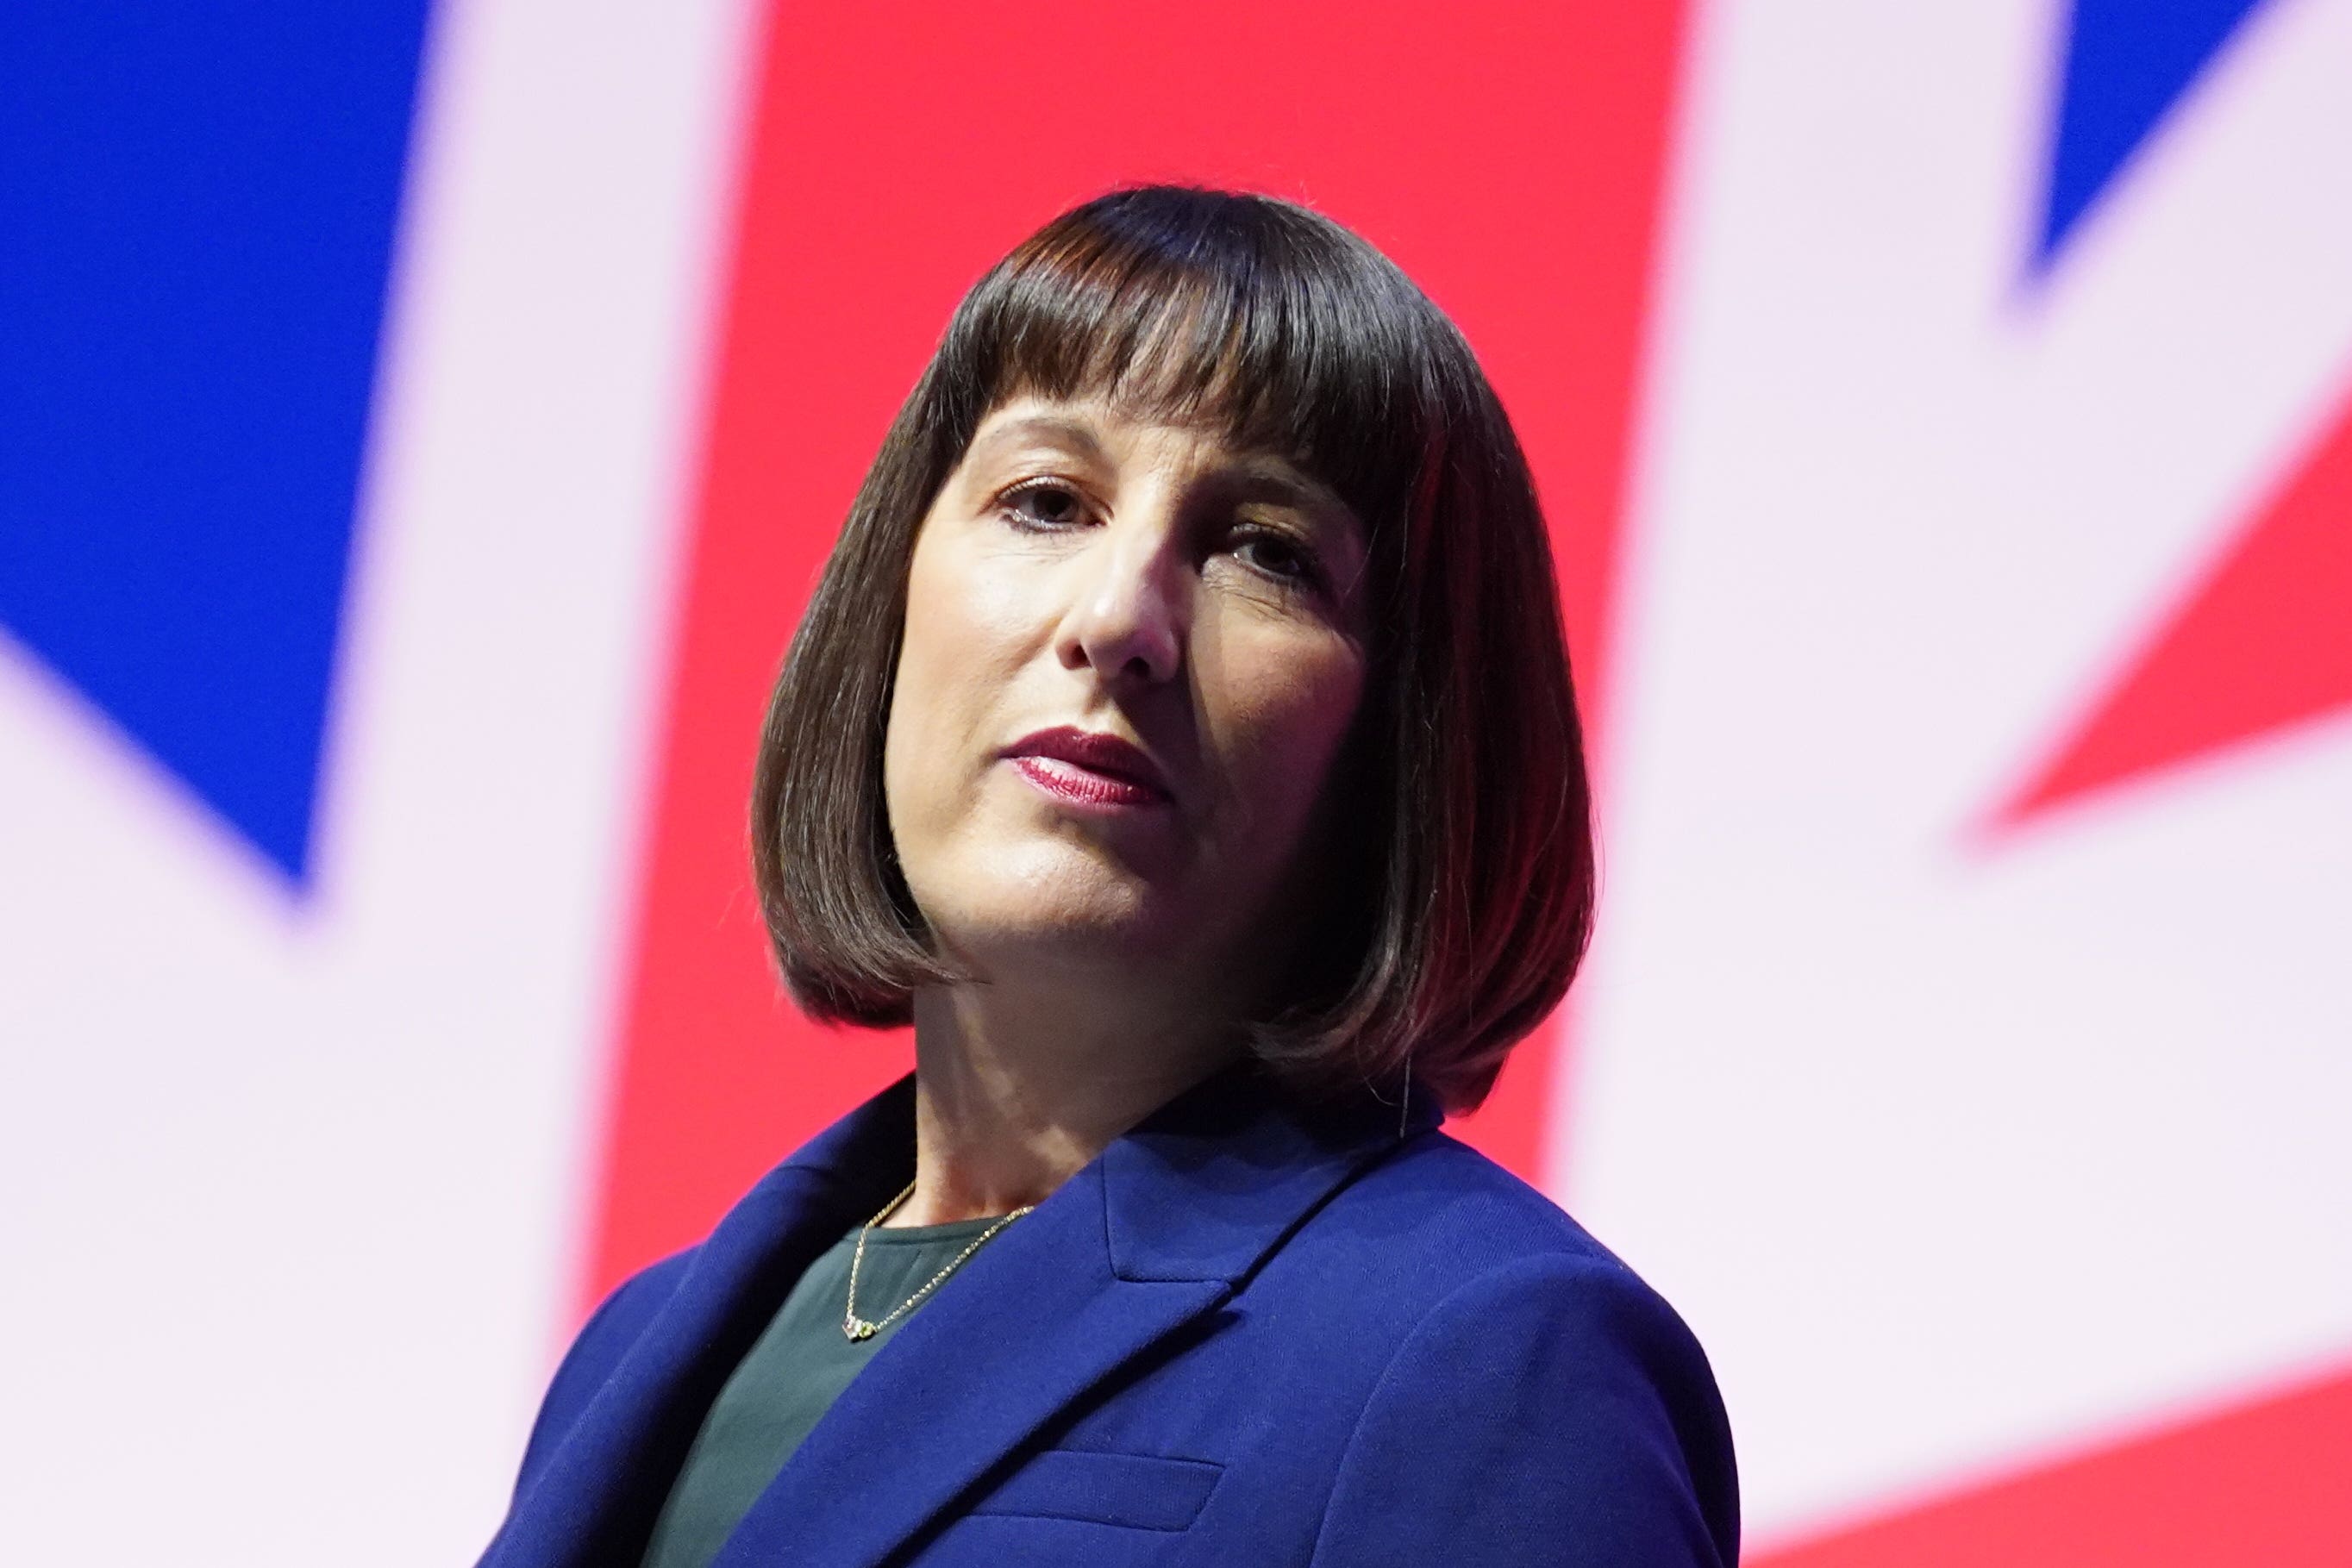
{"left": 1561, "top": 0, "right": 2352, "bottom": 1541}
{"left": 0, "top": 3, "right": 758, "bottom": 1561}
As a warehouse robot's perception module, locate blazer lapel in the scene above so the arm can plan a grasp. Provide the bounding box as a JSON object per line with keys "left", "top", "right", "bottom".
{"left": 483, "top": 1077, "right": 919, "bottom": 1568}
{"left": 714, "top": 1059, "right": 1441, "bottom": 1568}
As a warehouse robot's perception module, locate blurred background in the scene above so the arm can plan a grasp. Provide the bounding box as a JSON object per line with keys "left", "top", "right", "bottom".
{"left": 3, "top": 1, "right": 2347, "bottom": 1562}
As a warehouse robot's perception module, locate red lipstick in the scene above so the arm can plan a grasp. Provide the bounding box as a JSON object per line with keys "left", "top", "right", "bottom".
{"left": 1002, "top": 726, "right": 1173, "bottom": 809}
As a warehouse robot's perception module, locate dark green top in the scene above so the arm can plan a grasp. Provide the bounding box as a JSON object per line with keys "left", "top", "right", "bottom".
{"left": 637, "top": 1215, "right": 1015, "bottom": 1568}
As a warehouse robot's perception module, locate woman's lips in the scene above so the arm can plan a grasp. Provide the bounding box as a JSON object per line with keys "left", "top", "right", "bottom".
{"left": 1001, "top": 724, "right": 1175, "bottom": 809}
{"left": 1009, "top": 754, "right": 1172, "bottom": 809}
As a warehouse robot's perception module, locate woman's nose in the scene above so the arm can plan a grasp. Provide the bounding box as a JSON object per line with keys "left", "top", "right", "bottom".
{"left": 1056, "top": 527, "right": 1185, "bottom": 688}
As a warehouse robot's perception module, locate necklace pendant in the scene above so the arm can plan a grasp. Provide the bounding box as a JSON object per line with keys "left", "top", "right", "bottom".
{"left": 844, "top": 1315, "right": 878, "bottom": 1341}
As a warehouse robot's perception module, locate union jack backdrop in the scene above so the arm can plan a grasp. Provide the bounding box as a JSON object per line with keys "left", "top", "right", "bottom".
{"left": 3, "top": 2, "right": 2346, "bottom": 1562}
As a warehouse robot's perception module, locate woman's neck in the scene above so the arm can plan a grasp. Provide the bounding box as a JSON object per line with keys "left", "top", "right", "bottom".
{"left": 884, "top": 978, "right": 1246, "bottom": 1227}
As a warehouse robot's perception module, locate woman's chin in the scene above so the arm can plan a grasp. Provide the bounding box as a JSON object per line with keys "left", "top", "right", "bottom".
{"left": 927, "top": 891, "right": 1185, "bottom": 979}
{"left": 906, "top": 834, "right": 1257, "bottom": 983}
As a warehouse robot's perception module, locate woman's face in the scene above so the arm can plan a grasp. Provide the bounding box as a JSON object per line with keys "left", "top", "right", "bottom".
{"left": 883, "top": 393, "right": 1372, "bottom": 1000}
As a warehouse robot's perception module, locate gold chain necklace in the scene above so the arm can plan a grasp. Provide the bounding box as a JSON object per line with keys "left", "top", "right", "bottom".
{"left": 841, "top": 1179, "right": 1035, "bottom": 1341}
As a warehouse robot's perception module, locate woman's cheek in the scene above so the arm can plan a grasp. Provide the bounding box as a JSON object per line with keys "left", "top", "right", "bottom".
{"left": 1257, "top": 616, "right": 1364, "bottom": 728}
{"left": 1225, "top": 632, "right": 1366, "bottom": 821}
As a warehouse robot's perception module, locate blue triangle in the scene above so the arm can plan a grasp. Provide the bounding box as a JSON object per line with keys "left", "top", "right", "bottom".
{"left": 0, "top": 3, "right": 432, "bottom": 884}
{"left": 2036, "top": 0, "right": 2272, "bottom": 268}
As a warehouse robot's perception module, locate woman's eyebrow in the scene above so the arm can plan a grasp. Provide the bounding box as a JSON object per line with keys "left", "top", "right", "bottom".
{"left": 966, "top": 414, "right": 1107, "bottom": 467}
{"left": 1228, "top": 465, "right": 1341, "bottom": 512}
{"left": 1219, "top": 462, "right": 1361, "bottom": 539}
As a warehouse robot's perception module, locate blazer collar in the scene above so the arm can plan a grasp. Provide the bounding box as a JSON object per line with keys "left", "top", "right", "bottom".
{"left": 481, "top": 1078, "right": 919, "bottom": 1568}
{"left": 711, "top": 1057, "right": 1442, "bottom": 1568}
{"left": 494, "top": 1057, "right": 1437, "bottom": 1568}
{"left": 1102, "top": 1054, "right": 1441, "bottom": 1283}
{"left": 771, "top": 1051, "right": 1442, "bottom": 1285}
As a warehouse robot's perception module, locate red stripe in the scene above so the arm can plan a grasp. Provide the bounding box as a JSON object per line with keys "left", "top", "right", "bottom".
{"left": 1755, "top": 1364, "right": 2352, "bottom": 1567}
{"left": 580, "top": 0, "right": 1691, "bottom": 1309}
{"left": 1992, "top": 373, "right": 2352, "bottom": 830}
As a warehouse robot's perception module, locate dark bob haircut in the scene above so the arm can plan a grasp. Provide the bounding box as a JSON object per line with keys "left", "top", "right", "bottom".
{"left": 752, "top": 185, "right": 1593, "bottom": 1115}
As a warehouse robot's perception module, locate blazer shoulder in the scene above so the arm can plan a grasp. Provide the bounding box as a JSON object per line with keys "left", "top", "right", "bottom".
{"left": 1302, "top": 1134, "right": 1741, "bottom": 1565}
{"left": 1309, "top": 1246, "right": 1741, "bottom": 1567}
{"left": 510, "top": 1247, "right": 698, "bottom": 1495}
{"left": 1326, "top": 1125, "right": 1646, "bottom": 1283}
{"left": 1269, "top": 1127, "right": 1723, "bottom": 1397}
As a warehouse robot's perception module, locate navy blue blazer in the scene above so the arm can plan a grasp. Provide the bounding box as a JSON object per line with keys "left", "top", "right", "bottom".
{"left": 479, "top": 1060, "right": 1737, "bottom": 1567}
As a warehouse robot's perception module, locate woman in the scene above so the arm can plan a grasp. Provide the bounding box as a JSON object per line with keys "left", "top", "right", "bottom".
{"left": 479, "top": 185, "right": 1737, "bottom": 1568}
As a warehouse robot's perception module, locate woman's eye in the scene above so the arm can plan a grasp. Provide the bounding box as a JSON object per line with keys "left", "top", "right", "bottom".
{"left": 1233, "top": 528, "right": 1317, "bottom": 586}
{"left": 997, "top": 480, "right": 1089, "bottom": 530}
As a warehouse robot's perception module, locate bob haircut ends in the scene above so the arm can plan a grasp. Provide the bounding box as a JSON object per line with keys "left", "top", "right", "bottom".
{"left": 752, "top": 185, "right": 1593, "bottom": 1115}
